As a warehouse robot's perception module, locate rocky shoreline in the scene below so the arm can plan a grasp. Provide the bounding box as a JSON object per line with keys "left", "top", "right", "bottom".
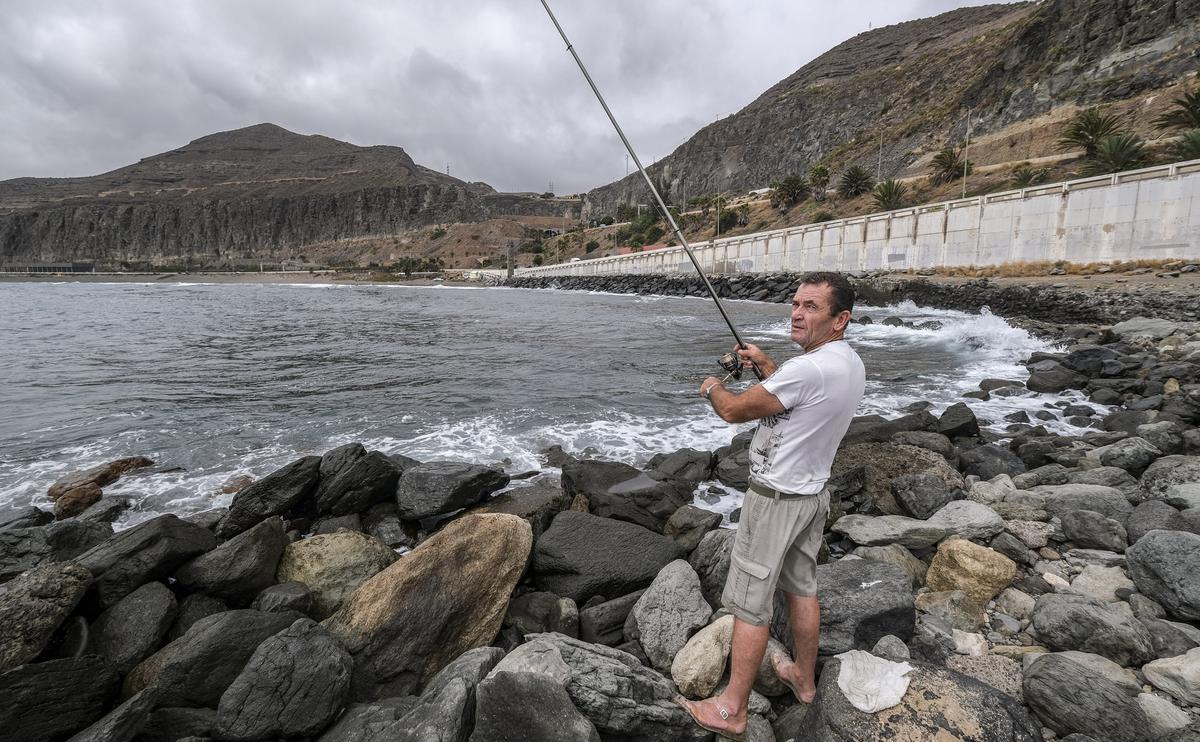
{"left": 2, "top": 310, "right": 1200, "bottom": 740}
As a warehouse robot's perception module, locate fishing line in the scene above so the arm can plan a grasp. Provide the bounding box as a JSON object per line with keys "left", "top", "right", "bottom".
{"left": 540, "top": 0, "right": 764, "bottom": 382}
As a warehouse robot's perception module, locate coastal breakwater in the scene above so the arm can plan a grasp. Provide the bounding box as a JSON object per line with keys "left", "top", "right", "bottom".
{"left": 521, "top": 160, "right": 1200, "bottom": 279}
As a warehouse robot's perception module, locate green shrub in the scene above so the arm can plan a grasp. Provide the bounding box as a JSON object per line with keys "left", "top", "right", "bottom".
{"left": 1168, "top": 129, "right": 1200, "bottom": 162}
{"left": 837, "top": 165, "right": 875, "bottom": 198}
{"left": 430, "top": 227, "right": 447, "bottom": 240}
{"left": 769, "top": 175, "right": 809, "bottom": 209}
{"left": 584, "top": 240, "right": 600, "bottom": 253}
{"left": 872, "top": 179, "right": 908, "bottom": 210}
{"left": 644, "top": 225, "right": 665, "bottom": 244}
{"left": 1010, "top": 164, "right": 1049, "bottom": 188}
{"left": 715, "top": 210, "right": 738, "bottom": 234}
{"left": 929, "top": 147, "right": 973, "bottom": 185}
{"left": 808, "top": 165, "right": 831, "bottom": 201}
{"left": 1059, "top": 107, "right": 1126, "bottom": 156}
{"left": 1081, "top": 133, "right": 1149, "bottom": 176}
{"left": 1153, "top": 88, "right": 1200, "bottom": 132}
{"left": 600, "top": 215, "right": 615, "bottom": 226}
{"left": 811, "top": 210, "right": 835, "bottom": 223}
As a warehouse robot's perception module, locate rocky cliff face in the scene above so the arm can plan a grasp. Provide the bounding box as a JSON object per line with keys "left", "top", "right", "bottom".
{"left": 583, "top": 0, "right": 1200, "bottom": 217}
{"left": 0, "top": 124, "right": 570, "bottom": 266}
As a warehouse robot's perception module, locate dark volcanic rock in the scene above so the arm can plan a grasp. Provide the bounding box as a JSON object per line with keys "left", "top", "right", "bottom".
{"left": 77, "top": 514, "right": 216, "bottom": 610}
{"left": 505, "top": 591, "right": 579, "bottom": 640}
{"left": 472, "top": 670, "right": 600, "bottom": 742}
{"left": 0, "top": 561, "right": 91, "bottom": 672}
{"left": 167, "top": 593, "right": 227, "bottom": 641}
{"left": 467, "top": 478, "right": 572, "bottom": 541}
{"left": 937, "top": 402, "right": 980, "bottom": 439}
{"left": 578, "top": 590, "right": 645, "bottom": 646}
{"left": 1126, "top": 529, "right": 1200, "bottom": 621}
{"left": 0, "top": 519, "right": 112, "bottom": 582}
{"left": 1127, "top": 500, "right": 1193, "bottom": 543}
{"left": 1024, "top": 654, "right": 1153, "bottom": 741}
{"left": 395, "top": 461, "right": 510, "bottom": 520}
{"left": 1026, "top": 360, "right": 1087, "bottom": 393}
{"left": 0, "top": 504, "right": 52, "bottom": 531}
{"left": 139, "top": 706, "right": 218, "bottom": 742}
{"left": 646, "top": 447, "right": 713, "bottom": 487}
{"left": 663, "top": 504, "right": 723, "bottom": 554}
{"left": 67, "top": 688, "right": 156, "bottom": 742}
{"left": 91, "top": 581, "right": 178, "bottom": 674}
{"left": 1060, "top": 509, "right": 1128, "bottom": 552}
{"left": 0, "top": 656, "right": 120, "bottom": 741}
{"left": 381, "top": 646, "right": 503, "bottom": 742}
{"left": 960, "top": 444, "right": 1027, "bottom": 479}
{"left": 216, "top": 456, "right": 322, "bottom": 538}
{"left": 891, "top": 473, "right": 961, "bottom": 519}
{"left": 316, "top": 698, "right": 419, "bottom": 742}
{"left": 713, "top": 431, "right": 753, "bottom": 489}
{"left": 252, "top": 581, "right": 313, "bottom": 614}
{"left": 1031, "top": 593, "right": 1155, "bottom": 666}
{"left": 174, "top": 516, "right": 288, "bottom": 605}
{"left": 216, "top": 618, "right": 352, "bottom": 740}
{"left": 315, "top": 449, "right": 405, "bottom": 516}
{"left": 532, "top": 510, "right": 681, "bottom": 604}
{"left": 688, "top": 528, "right": 735, "bottom": 609}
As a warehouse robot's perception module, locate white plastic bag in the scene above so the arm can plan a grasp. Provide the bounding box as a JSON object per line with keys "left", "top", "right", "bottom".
{"left": 834, "top": 649, "right": 914, "bottom": 713}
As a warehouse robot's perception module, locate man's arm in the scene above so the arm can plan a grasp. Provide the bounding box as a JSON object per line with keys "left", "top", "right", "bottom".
{"left": 700, "top": 378, "right": 786, "bottom": 423}
{"left": 736, "top": 343, "right": 777, "bottom": 378}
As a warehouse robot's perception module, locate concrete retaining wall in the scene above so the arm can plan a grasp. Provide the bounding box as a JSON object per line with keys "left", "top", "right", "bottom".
{"left": 517, "top": 160, "right": 1200, "bottom": 277}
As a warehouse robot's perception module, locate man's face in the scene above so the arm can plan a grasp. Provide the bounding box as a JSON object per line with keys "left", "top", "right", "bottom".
{"left": 790, "top": 282, "right": 850, "bottom": 350}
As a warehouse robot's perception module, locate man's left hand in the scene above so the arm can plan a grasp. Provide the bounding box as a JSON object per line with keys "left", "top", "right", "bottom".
{"left": 700, "top": 376, "right": 724, "bottom": 398}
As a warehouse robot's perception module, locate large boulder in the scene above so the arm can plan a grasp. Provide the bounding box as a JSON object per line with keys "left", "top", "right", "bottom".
{"left": 77, "top": 514, "right": 216, "bottom": 610}
{"left": 275, "top": 530, "right": 397, "bottom": 619}
{"left": 1031, "top": 593, "right": 1156, "bottom": 666}
{"left": 1024, "top": 653, "right": 1154, "bottom": 741}
{"left": 472, "top": 670, "right": 600, "bottom": 742}
{"left": 926, "top": 539, "right": 1016, "bottom": 606}
{"left": 1127, "top": 501, "right": 1195, "bottom": 543}
{"left": 890, "top": 473, "right": 962, "bottom": 519}
{"left": 959, "top": 444, "right": 1027, "bottom": 480}
{"left": 713, "top": 431, "right": 753, "bottom": 489}
{"left": 627, "top": 560, "right": 711, "bottom": 673}
{"left": 562, "top": 459, "right": 689, "bottom": 532}
{"left": 0, "top": 512, "right": 111, "bottom": 583}
{"left": 525, "top": 633, "right": 709, "bottom": 741}
{"left": 924, "top": 500, "right": 1005, "bottom": 540}
{"left": 47, "top": 456, "right": 154, "bottom": 501}
{"left": 53, "top": 483, "right": 103, "bottom": 519}
{"left": 395, "top": 461, "right": 510, "bottom": 520}
{"left": 91, "top": 581, "right": 178, "bottom": 674}
{"left": 174, "top": 517, "right": 288, "bottom": 605}
{"left": 125, "top": 609, "right": 299, "bottom": 707}
{"left": 1140, "top": 455, "right": 1200, "bottom": 501}
{"left": 663, "top": 505, "right": 723, "bottom": 554}
{"left": 1126, "top": 529, "right": 1200, "bottom": 620}
{"left": 1061, "top": 509, "right": 1128, "bottom": 552}
{"left": 216, "top": 456, "right": 322, "bottom": 537}
{"left": 0, "top": 561, "right": 90, "bottom": 672}
{"left": 1098, "top": 437, "right": 1162, "bottom": 474}
{"left": 216, "top": 618, "right": 352, "bottom": 740}
{"left": 671, "top": 615, "right": 734, "bottom": 698}
{"left": 1025, "top": 360, "right": 1087, "bottom": 393}
{"left": 647, "top": 448, "right": 714, "bottom": 487}
{"left": 1033, "top": 483, "right": 1133, "bottom": 524}
{"left": 468, "top": 478, "right": 573, "bottom": 540}
{"left": 315, "top": 448, "right": 406, "bottom": 516}
{"left": 372, "top": 647, "right": 502, "bottom": 742}
{"left": 937, "top": 402, "right": 982, "bottom": 438}
{"left": 579, "top": 590, "right": 644, "bottom": 646}
{"left": 851, "top": 544, "right": 928, "bottom": 587}
{"left": 0, "top": 504, "right": 52, "bottom": 531}
{"left": 67, "top": 688, "right": 157, "bottom": 742}
{"left": 832, "top": 443, "right": 964, "bottom": 515}
{"left": 830, "top": 514, "right": 945, "bottom": 549}
{"left": 0, "top": 656, "right": 120, "bottom": 741}
{"left": 788, "top": 656, "right": 1041, "bottom": 741}
{"left": 322, "top": 513, "right": 531, "bottom": 700}
{"left": 1143, "top": 647, "right": 1200, "bottom": 706}
{"left": 688, "top": 528, "right": 734, "bottom": 609}
{"left": 532, "top": 511, "right": 681, "bottom": 604}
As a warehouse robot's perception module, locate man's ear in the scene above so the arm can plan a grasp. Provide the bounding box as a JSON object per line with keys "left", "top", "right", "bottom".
{"left": 834, "top": 310, "right": 851, "bottom": 332}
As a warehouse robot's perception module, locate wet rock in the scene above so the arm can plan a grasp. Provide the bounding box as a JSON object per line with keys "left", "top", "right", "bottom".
{"left": 1024, "top": 653, "right": 1153, "bottom": 741}
{"left": 91, "top": 580, "right": 177, "bottom": 674}
{"left": 1143, "top": 647, "right": 1200, "bottom": 705}
{"left": 1026, "top": 360, "right": 1087, "bottom": 393}
{"left": 926, "top": 539, "right": 1016, "bottom": 606}
{"left": 471, "top": 670, "right": 600, "bottom": 742}
{"left": 54, "top": 483, "right": 103, "bottom": 519}
{"left": 77, "top": 514, "right": 216, "bottom": 610}
{"left": 532, "top": 510, "right": 680, "bottom": 604}
{"left": 960, "top": 444, "right": 1027, "bottom": 480}
{"left": 167, "top": 592, "right": 226, "bottom": 641}
{"left": 0, "top": 656, "right": 120, "bottom": 741}
{"left": 1061, "top": 509, "right": 1128, "bottom": 552}
{"left": 322, "top": 513, "right": 530, "bottom": 700}
{"left": 275, "top": 529, "right": 397, "bottom": 619}
{"left": 78, "top": 495, "right": 134, "bottom": 524}
{"left": 396, "top": 461, "right": 510, "bottom": 520}
{"left": 851, "top": 543, "right": 927, "bottom": 587}
{"left": 125, "top": 608, "right": 298, "bottom": 707}
{"left": 925, "top": 500, "right": 1005, "bottom": 540}
{"left": 216, "top": 456, "right": 322, "bottom": 538}
{"left": 0, "top": 561, "right": 90, "bottom": 672}
{"left": 252, "top": 581, "right": 312, "bottom": 614}
{"left": 0, "top": 520, "right": 112, "bottom": 582}
{"left": 216, "top": 618, "right": 352, "bottom": 740}
{"left": 627, "top": 560, "right": 711, "bottom": 672}
{"left": 938, "top": 402, "right": 981, "bottom": 438}
{"left": 66, "top": 688, "right": 156, "bottom": 742}
{"left": 1126, "top": 530, "right": 1200, "bottom": 620}
{"left": 688, "top": 528, "right": 733, "bottom": 609}
{"left": 891, "top": 473, "right": 961, "bottom": 519}
{"left": 174, "top": 516, "right": 288, "bottom": 605}
{"left": 316, "top": 449, "right": 405, "bottom": 516}
{"left": 663, "top": 504, "right": 722, "bottom": 554}
{"left": 830, "top": 514, "right": 945, "bottom": 548}
{"left": 468, "top": 478, "right": 572, "bottom": 540}
{"left": 0, "top": 504, "right": 52, "bottom": 531}
{"left": 713, "top": 431, "right": 752, "bottom": 489}
{"left": 646, "top": 447, "right": 714, "bottom": 487}
{"left": 47, "top": 456, "right": 154, "bottom": 501}
{"left": 1032, "top": 593, "right": 1155, "bottom": 666}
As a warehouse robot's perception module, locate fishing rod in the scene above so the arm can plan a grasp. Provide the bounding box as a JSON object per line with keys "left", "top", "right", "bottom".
{"left": 539, "top": 0, "right": 763, "bottom": 383}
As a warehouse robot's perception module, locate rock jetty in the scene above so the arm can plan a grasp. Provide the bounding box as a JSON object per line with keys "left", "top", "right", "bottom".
{"left": 2, "top": 310, "right": 1200, "bottom": 739}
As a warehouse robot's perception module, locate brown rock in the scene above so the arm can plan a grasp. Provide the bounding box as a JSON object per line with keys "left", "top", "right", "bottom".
{"left": 322, "top": 513, "right": 532, "bottom": 700}
{"left": 832, "top": 443, "right": 964, "bottom": 515}
{"left": 275, "top": 531, "right": 397, "bottom": 619}
{"left": 52, "top": 484, "right": 103, "bottom": 519}
{"left": 220, "top": 474, "right": 254, "bottom": 494}
{"left": 926, "top": 539, "right": 1017, "bottom": 606}
{"left": 47, "top": 456, "right": 154, "bottom": 501}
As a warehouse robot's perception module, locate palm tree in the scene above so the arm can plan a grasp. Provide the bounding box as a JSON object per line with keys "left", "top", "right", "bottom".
{"left": 929, "top": 146, "right": 973, "bottom": 185}
{"left": 1010, "top": 164, "right": 1049, "bottom": 188}
{"left": 1153, "top": 88, "right": 1200, "bottom": 132}
{"left": 808, "top": 164, "right": 831, "bottom": 201}
{"left": 769, "top": 175, "right": 809, "bottom": 209}
{"left": 1081, "top": 133, "right": 1149, "bottom": 176}
{"left": 872, "top": 179, "right": 908, "bottom": 210}
{"left": 1170, "top": 129, "right": 1200, "bottom": 162}
{"left": 1059, "top": 107, "right": 1126, "bottom": 157}
{"left": 837, "top": 165, "right": 875, "bottom": 198}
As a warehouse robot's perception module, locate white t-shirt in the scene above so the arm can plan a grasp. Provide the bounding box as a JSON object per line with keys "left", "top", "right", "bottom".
{"left": 748, "top": 340, "right": 865, "bottom": 495}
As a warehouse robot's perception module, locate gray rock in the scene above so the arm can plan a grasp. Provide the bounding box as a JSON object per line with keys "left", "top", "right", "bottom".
{"left": 960, "top": 444, "right": 1027, "bottom": 480}
{"left": 915, "top": 589, "right": 984, "bottom": 632}
{"left": 0, "top": 561, "right": 91, "bottom": 672}
{"left": 471, "top": 670, "right": 600, "bottom": 742}
{"left": 174, "top": 516, "right": 288, "bottom": 605}
{"left": 524, "top": 633, "right": 708, "bottom": 741}
{"left": 532, "top": 511, "right": 681, "bottom": 604}
{"left": 713, "top": 431, "right": 753, "bottom": 489}
{"left": 1165, "top": 482, "right": 1200, "bottom": 509}
{"left": 138, "top": 706, "right": 218, "bottom": 742}
{"left": 1098, "top": 437, "right": 1162, "bottom": 474}
{"left": 1111, "top": 317, "right": 1180, "bottom": 340}
{"left": 505, "top": 591, "right": 579, "bottom": 639}
{"left": 66, "top": 688, "right": 156, "bottom": 742}
{"left": 1137, "top": 693, "right": 1193, "bottom": 739}
{"left": 0, "top": 504, "right": 52, "bottom": 531}
{"left": 0, "top": 520, "right": 112, "bottom": 582}
{"left": 1062, "top": 345, "right": 1120, "bottom": 375}
{"left": 365, "top": 647, "right": 503, "bottom": 742}
{"left": 830, "top": 514, "right": 945, "bottom": 548}
{"left": 890, "top": 430, "right": 959, "bottom": 466}
{"left": 628, "top": 560, "right": 711, "bottom": 672}
{"left": 396, "top": 461, "right": 510, "bottom": 520}
{"left": 1143, "top": 647, "right": 1200, "bottom": 706}
{"left": 580, "top": 590, "right": 644, "bottom": 646}
{"left": 663, "top": 504, "right": 722, "bottom": 554}
{"left": 851, "top": 543, "right": 927, "bottom": 587}
{"left": 252, "top": 581, "right": 312, "bottom": 614}
{"left": 991, "top": 531, "right": 1035, "bottom": 565}
{"left": 126, "top": 608, "right": 299, "bottom": 708}
{"left": 167, "top": 592, "right": 226, "bottom": 640}
{"left": 564, "top": 459, "right": 692, "bottom": 533}
{"left": 1141, "top": 456, "right": 1200, "bottom": 501}
{"left": 1024, "top": 653, "right": 1153, "bottom": 741}
{"left": 1128, "top": 500, "right": 1193, "bottom": 543}
{"left": 871, "top": 634, "right": 911, "bottom": 662}
{"left": 1013, "top": 464, "right": 1071, "bottom": 490}
{"left": 1061, "top": 509, "right": 1128, "bottom": 552}
{"left": 316, "top": 449, "right": 405, "bottom": 516}
{"left": 78, "top": 496, "right": 135, "bottom": 524}
{"left": 1126, "top": 530, "right": 1200, "bottom": 620}
{"left": 216, "top": 618, "right": 352, "bottom": 740}
{"left": 688, "top": 528, "right": 733, "bottom": 609}
{"left": 1137, "top": 421, "right": 1188, "bottom": 456}
{"left": 1026, "top": 360, "right": 1087, "bottom": 393}
{"left": 0, "top": 656, "right": 120, "bottom": 741}
{"left": 315, "top": 697, "right": 419, "bottom": 742}
{"left": 937, "top": 402, "right": 981, "bottom": 438}
{"left": 1141, "top": 616, "right": 1200, "bottom": 659}
{"left": 1034, "top": 483, "right": 1133, "bottom": 524}
{"left": 77, "top": 514, "right": 217, "bottom": 610}
{"left": 1068, "top": 466, "right": 1139, "bottom": 489}
{"left": 312, "top": 513, "right": 363, "bottom": 534}
{"left": 91, "top": 580, "right": 178, "bottom": 674}
{"left": 1055, "top": 650, "right": 1141, "bottom": 696}
{"left": 1032, "top": 593, "right": 1156, "bottom": 666}
{"left": 925, "top": 500, "right": 1005, "bottom": 540}
{"left": 467, "top": 479, "right": 572, "bottom": 541}
{"left": 891, "top": 473, "right": 962, "bottom": 519}
{"left": 216, "top": 456, "right": 322, "bottom": 537}
{"left": 647, "top": 448, "right": 714, "bottom": 487}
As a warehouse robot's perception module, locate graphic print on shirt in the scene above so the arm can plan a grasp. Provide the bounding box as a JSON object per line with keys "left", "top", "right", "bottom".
{"left": 748, "top": 406, "right": 794, "bottom": 479}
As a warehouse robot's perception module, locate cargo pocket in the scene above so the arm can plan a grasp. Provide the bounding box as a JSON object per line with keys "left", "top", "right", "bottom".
{"left": 727, "top": 551, "right": 772, "bottom": 622}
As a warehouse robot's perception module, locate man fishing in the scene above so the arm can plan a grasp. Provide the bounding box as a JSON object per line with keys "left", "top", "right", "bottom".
{"left": 679, "top": 271, "right": 865, "bottom": 740}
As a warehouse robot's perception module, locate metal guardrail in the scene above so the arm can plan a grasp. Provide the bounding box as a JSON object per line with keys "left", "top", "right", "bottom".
{"left": 517, "top": 158, "right": 1200, "bottom": 276}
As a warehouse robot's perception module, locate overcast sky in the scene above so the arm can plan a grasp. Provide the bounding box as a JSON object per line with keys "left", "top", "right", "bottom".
{"left": 1, "top": 0, "right": 1011, "bottom": 193}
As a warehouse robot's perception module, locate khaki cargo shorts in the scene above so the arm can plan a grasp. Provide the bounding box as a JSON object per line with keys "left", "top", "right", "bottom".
{"left": 720, "top": 485, "right": 830, "bottom": 626}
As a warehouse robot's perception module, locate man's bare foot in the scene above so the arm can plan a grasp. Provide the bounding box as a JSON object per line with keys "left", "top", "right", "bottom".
{"left": 771, "top": 652, "right": 817, "bottom": 703}
{"left": 675, "top": 696, "right": 748, "bottom": 740}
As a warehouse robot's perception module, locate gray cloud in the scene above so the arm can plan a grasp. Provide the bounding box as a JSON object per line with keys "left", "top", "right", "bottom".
{"left": 0, "top": 0, "right": 1013, "bottom": 193}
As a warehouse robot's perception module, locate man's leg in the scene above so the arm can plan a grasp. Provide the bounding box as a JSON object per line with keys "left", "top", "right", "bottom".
{"left": 775, "top": 592, "right": 819, "bottom": 702}
{"left": 680, "top": 617, "right": 769, "bottom": 734}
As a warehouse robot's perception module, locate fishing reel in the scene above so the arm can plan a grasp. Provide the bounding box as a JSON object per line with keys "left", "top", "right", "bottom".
{"left": 718, "top": 352, "right": 745, "bottom": 381}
